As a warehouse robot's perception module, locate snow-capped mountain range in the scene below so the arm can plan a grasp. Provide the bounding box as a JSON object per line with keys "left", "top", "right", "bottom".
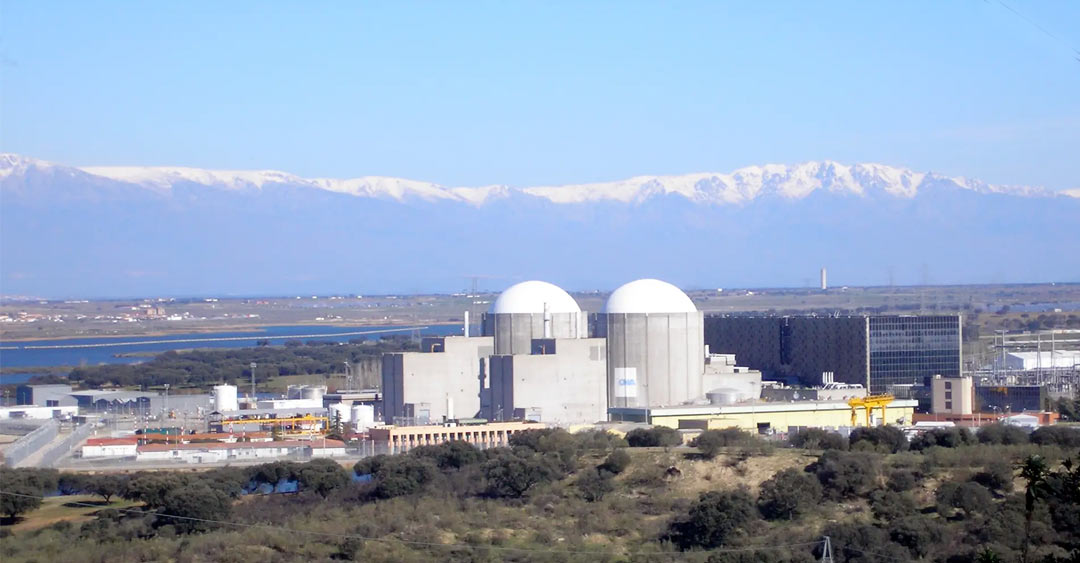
{"left": 2, "top": 153, "right": 1073, "bottom": 205}
{"left": 1, "top": 153, "right": 1077, "bottom": 297}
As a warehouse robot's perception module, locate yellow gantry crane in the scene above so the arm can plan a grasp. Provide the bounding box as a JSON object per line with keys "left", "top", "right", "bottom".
{"left": 848, "top": 394, "right": 895, "bottom": 427}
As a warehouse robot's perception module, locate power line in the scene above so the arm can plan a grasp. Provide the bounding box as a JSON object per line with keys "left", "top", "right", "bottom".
{"left": 0, "top": 491, "right": 825, "bottom": 557}
{"left": 992, "top": 0, "right": 1080, "bottom": 60}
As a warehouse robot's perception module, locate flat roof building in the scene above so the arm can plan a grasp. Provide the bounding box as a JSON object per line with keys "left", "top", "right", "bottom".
{"left": 705, "top": 314, "right": 962, "bottom": 394}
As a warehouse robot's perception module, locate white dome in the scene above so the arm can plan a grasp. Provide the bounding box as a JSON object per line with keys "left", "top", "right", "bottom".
{"left": 489, "top": 281, "right": 581, "bottom": 315}
{"left": 603, "top": 279, "right": 697, "bottom": 314}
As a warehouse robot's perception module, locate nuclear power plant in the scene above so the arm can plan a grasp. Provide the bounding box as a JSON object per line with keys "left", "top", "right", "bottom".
{"left": 382, "top": 278, "right": 789, "bottom": 427}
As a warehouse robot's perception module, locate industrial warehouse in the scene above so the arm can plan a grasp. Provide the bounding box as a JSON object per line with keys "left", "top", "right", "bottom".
{"left": 6, "top": 278, "right": 1071, "bottom": 469}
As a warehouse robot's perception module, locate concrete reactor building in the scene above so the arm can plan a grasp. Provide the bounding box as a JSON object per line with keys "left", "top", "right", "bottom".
{"left": 595, "top": 279, "right": 705, "bottom": 408}
{"left": 481, "top": 280, "right": 586, "bottom": 354}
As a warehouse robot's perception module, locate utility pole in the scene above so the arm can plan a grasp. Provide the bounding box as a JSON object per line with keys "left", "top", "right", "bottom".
{"left": 250, "top": 362, "right": 257, "bottom": 402}
{"left": 163, "top": 383, "right": 170, "bottom": 419}
{"left": 820, "top": 536, "right": 834, "bottom": 563}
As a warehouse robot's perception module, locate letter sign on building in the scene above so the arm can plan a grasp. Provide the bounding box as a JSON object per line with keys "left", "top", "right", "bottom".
{"left": 614, "top": 367, "right": 637, "bottom": 398}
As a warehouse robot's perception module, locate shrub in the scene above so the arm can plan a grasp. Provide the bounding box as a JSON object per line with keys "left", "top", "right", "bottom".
{"left": 788, "top": 428, "right": 847, "bottom": 451}
{"left": 410, "top": 440, "right": 484, "bottom": 470}
{"left": 576, "top": 468, "right": 615, "bottom": 502}
{"left": 977, "top": 423, "right": 1029, "bottom": 445}
{"left": 666, "top": 488, "right": 757, "bottom": 550}
{"left": 626, "top": 427, "right": 682, "bottom": 448}
{"left": 886, "top": 468, "right": 919, "bottom": 492}
{"left": 158, "top": 482, "right": 232, "bottom": 534}
{"left": 849, "top": 425, "right": 908, "bottom": 453}
{"left": 598, "top": 449, "right": 631, "bottom": 475}
{"left": 372, "top": 456, "right": 439, "bottom": 499}
{"left": 692, "top": 428, "right": 754, "bottom": 459}
{"left": 807, "top": 450, "right": 880, "bottom": 500}
{"left": 870, "top": 489, "right": 918, "bottom": 522}
{"left": 910, "top": 427, "right": 975, "bottom": 451}
{"left": 936, "top": 481, "right": 992, "bottom": 518}
{"left": 972, "top": 460, "right": 1015, "bottom": 493}
{"left": 886, "top": 516, "right": 945, "bottom": 559}
{"left": 297, "top": 458, "right": 350, "bottom": 498}
{"left": 1029, "top": 426, "right": 1080, "bottom": 448}
{"left": 483, "top": 451, "right": 559, "bottom": 498}
{"left": 757, "top": 468, "right": 822, "bottom": 520}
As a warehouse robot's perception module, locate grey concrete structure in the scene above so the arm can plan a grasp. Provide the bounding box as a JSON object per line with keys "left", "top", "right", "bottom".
{"left": 702, "top": 354, "right": 763, "bottom": 403}
{"left": 15, "top": 384, "right": 77, "bottom": 407}
{"left": 704, "top": 314, "right": 962, "bottom": 394}
{"left": 481, "top": 280, "right": 585, "bottom": 355}
{"left": 381, "top": 336, "right": 494, "bottom": 424}
{"left": 486, "top": 337, "right": 608, "bottom": 425}
{"left": 596, "top": 279, "right": 705, "bottom": 408}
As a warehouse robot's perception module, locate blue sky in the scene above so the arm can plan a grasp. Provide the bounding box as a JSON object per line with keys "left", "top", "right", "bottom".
{"left": 2, "top": 1, "right": 1079, "bottom": 190}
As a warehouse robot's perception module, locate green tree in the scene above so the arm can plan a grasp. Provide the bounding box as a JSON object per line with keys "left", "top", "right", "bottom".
{"left": 977, "top": 423, "right": 1029, "bottom": 445}
{"left": 625, "top": 427, "right": 682, "bottom": 448}
{"left": 598, "top": 449, "right": 631, "bottom": 475}
{"left": 372, "top": 455, "right": 438, "bottom": 499}
{"left": 158, "top": 482, "right": 232, "bottom": 534}
{"left": 123, "top": 473, "right": 190, "bottom": 508}
{"left": 807, "top": 450, "right": 880, "bottom": 500}
{"left": 935, "top": 481, "right": 992, "bottom": 519}
{"left": 757, "top": 468, "right": 822, "bottom": 520}
{"left": 297, "top": 458, "right": 350, "bottom": 499}
{"left": 88, "top": 474, "right": 127, "bottom": 503}
{"left": 693, "top": 428, "right": 753, "bottom": 459}
{"left": 575, "top": 468, "right": 615, "bottom": 502}
{"left": 788, "top": 428, "right": 847, "bottom": 450}
{"left": 1019, "top": 455, "right": 1051, "bottom": 563}
{"left": 0, "top": 484, "right": 42, "bottom": 520}
{"left": 410, "top": 440, "right": 483, "bottom": 470}
{"left": 483, "top": 451, "right": 558, "bottom": 499}
{"left": 666, "top": 488, "right": 757, "bottom": 550}
{"left": 849, "top": 425, "right": 908, "bottom": 453}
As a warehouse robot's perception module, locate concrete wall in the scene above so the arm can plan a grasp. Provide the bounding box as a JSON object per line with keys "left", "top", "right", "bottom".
{"left": 382, "top": 336, "right": 493, "bottom": 424}
{"left": 599, "top": 311, "right": 704, "bottom": 408}
{"left": 486, "top": 338, "right": 607, "bottom": 425}
{"left": 482, "top": 312, "right": 583, "bottom": 355}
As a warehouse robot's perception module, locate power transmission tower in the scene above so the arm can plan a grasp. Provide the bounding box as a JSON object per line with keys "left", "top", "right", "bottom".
{"left": 820, "top": 536, "right": 834, "bottom": 563}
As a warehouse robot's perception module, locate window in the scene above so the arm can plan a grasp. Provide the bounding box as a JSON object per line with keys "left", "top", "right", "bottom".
{"left": 945, "top": 391, "right": 952, "bottom": 400}
{"left": 945, "top": 401, "right": 953, "bottom": 410}
{"left": 46, "top": 400, "right": 59, "bottom": 407}
{"left": 945, "top": 381, "right": 952, "bottom": 390}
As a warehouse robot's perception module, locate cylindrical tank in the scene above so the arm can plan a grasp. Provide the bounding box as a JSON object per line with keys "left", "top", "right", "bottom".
{"left": 598, "top": 279, "right": 705, "bottom": 408}
{"left": 213, "top": 385, "right": 238, "bottom": 412}
{"left": 300, "top": 386, "right": 325, "bottom": 402}
{"left": 351, "top": 404, "right": 375, "bottom": 432}
{"left": 706, "top": 388, "right": 740, "bottom": 406}
{"left": 329, "top": 403, "right": 351, "bottom": 424}
{"left": 481, "top": 281, "right": 583, "bottom": 355}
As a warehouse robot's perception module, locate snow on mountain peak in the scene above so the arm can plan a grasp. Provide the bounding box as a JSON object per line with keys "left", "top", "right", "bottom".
{"left": 0, "top": 153, "right": 1062, "bottom": 205}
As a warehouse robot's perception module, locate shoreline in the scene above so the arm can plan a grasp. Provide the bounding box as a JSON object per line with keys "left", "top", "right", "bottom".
{"left": 0, "top": 319, "right": 459, "bottom": 343}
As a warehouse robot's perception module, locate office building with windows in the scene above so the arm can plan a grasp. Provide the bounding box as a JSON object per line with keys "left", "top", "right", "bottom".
{"left": 704, "top": 314, "right": 962, "bottom": 394}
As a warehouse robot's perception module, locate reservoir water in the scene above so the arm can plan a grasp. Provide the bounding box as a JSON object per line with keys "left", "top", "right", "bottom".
{"left": 0, "top": 324, "right": 462, "bottom": 371}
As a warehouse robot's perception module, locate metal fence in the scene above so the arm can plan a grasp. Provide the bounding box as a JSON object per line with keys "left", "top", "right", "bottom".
{"left": 3, "top": 419, "right": 59, "bottom": 467}
{"left": 38, "top": 422, "right": 96, "bottom": 468}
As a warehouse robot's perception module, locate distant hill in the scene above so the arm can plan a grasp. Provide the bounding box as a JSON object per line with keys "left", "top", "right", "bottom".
{"left": 2, "top": 154, "right": 1078, "bottom": 297}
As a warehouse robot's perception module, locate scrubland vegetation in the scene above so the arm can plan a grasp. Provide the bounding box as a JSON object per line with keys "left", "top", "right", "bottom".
{"left": 1, "top": 423, "right": 1079, "bottom": 562}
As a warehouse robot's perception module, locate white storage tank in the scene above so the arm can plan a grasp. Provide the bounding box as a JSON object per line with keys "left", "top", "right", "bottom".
{"left": 213, "top": 385, "right": 239, "bottom": 412}
{"left": 481, "top": 280, "right": 585, "bottom": 355}
{"left": 351, "top": 404, "right": 375, "bottom": 432}
{"left": 597, "top": 279, "right": 705, "bottom": 408}
{"left": 329, "top": 403, "right": 351, "bottom": 424}
{"left": 301, "top": 386, "right": 325, "bottom": 403}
